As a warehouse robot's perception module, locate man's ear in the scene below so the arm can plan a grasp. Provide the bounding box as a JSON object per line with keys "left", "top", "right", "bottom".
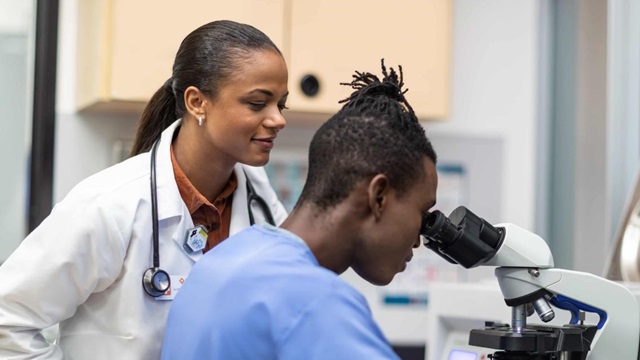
{"left": 367, "top": 174, "right": 390, "bottom": 220}
{"left": 184, "top": 85, "right": 208, "bottom": 119}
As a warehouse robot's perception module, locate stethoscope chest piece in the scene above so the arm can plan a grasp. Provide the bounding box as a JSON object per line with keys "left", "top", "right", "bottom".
{"left": 142, "top": 267, "right": 171, "bottom": 297}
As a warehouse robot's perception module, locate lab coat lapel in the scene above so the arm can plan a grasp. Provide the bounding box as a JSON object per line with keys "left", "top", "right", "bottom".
{"left": 230, "top": 164, "right": 251, "bottom": 236}
{"left": 171, "top": 205, "right": 202, "bottom": 263}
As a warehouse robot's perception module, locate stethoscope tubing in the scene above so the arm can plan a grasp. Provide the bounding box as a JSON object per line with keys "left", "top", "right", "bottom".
{"left": 150, "top": 140, "right": 161, "bottom": 268}
{"left": 244, "top": 169, "right": 276, "bottom": 226}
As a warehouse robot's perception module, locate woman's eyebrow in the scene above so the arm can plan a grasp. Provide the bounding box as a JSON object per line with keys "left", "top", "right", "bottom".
{"left": 247, "top": 89, "right": 274, "bottom": 97}
{"left": 246, "top": 89, "right": 289, "bottom": 99}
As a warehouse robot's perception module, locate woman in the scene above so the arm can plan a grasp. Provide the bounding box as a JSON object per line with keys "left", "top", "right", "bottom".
{"left": 0, "top": 20, "right": 288, "bottom": 359}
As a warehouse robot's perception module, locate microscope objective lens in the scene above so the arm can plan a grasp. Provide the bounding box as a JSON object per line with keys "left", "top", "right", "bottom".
{"left": 511, "top": 305, "right": 527, "bottom": 334}
{"left": 532, "top": 297, "right": 555, "bottom": 323}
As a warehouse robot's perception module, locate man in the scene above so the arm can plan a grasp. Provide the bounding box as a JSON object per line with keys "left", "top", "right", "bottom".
{"left": 161, "top": 61, "right": 438, "bottom": 359}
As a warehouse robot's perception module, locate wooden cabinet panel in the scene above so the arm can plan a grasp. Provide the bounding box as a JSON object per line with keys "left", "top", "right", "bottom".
{"left": 287, "top": 0, "right": 452, "bottom": 119}
{"left": 77, "top": 0, "right": 286, "bottom": 109}
{"left": 75, "top": 0, "right": 451, "bottom": 121}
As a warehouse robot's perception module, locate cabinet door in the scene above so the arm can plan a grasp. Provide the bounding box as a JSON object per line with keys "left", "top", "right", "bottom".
{"left": 288, "top": 0, "right": 452, "bottom": 119}
{"left": 108, "top": 0, "right": 287, "bottom": 102}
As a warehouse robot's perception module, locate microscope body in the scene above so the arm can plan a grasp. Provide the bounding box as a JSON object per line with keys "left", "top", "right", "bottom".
{"left": 493, "top": 265, "right": 639, "bottom": 359}
{"left": 422, "top": 207, "right": 640, "bottom": 359}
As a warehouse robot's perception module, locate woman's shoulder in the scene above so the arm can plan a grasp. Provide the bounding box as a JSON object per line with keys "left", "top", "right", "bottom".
{"left": 62, "top": 154, "right": 151, "bottom": 206}
{"left": 42, "top": 154, "right": 155, "bottom": 239}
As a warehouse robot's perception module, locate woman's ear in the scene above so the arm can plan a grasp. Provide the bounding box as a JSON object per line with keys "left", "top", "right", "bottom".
{"left": 367, "top": 174, "right": 390, "bottom": 220}
{"left": 184, "top": 86, "right": 208, "bottom": 119}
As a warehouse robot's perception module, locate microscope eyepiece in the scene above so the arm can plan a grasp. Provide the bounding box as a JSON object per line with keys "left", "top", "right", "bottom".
{"left": 420, "top": 206, "right": 505, "bottom": 268}
{"left": 421, "top": 210, "right": 460, "bottom": 246}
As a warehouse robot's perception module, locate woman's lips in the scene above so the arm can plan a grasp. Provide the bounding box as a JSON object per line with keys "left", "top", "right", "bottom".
{"left": 252, "top": 137, "right": 275, "bottom": 150}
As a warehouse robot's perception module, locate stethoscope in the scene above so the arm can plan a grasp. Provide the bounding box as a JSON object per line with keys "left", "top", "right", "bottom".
{"left": 142, "top": 139, "right": 276, "bottom": 297}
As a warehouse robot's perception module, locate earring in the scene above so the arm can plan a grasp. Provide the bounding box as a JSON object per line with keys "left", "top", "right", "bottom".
{"left": 198, "top": 116, "right": 204, "bottom": 127}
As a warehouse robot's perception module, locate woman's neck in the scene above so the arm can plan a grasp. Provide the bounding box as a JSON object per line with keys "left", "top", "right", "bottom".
{"left": 172, "top": 125, "right": 235, "bottom": 202}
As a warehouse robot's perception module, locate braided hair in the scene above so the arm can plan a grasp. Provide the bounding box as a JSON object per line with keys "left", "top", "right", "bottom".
{"left": 296, "top": 59, "right": 437, "bottom": 210}
{"left": 339, "top": 59, "right": 415, "bottom": 117}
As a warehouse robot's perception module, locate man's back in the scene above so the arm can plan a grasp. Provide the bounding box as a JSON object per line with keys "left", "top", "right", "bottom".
{"left": 161, "top": 225, "right": 399, "bottom": 359}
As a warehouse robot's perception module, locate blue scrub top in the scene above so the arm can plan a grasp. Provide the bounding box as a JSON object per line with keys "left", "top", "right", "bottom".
{"left": 161, "top": 225, "right": 400, "bottom": 359}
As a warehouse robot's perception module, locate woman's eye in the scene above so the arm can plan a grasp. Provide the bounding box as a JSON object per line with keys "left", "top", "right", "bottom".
{"left": 278, "top": 103, "right": 289, "bottom": 111}
{"left": 249, "top": 103, "right": 266, "bottom": 110}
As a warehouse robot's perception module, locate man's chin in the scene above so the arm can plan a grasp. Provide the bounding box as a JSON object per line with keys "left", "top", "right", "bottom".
{"left": 354, "top": 267, "right": 395, "bottom": 286}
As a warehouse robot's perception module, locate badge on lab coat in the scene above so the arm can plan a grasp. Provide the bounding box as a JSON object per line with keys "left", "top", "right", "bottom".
{"left": 183, "top": 225, "right": 208, "bottom": 253}
{"left": 156, "top": 275, "right": 187, "bottom": 301}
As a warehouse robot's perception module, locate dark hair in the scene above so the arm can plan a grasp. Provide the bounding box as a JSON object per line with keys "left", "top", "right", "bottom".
{"left": 296, "top": 60, "right": 437, "bottom": 210}
{"left": 130, "top": 20, "right": 282, "bottom": 156}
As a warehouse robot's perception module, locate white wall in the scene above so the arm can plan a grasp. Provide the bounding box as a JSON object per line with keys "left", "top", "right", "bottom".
{"left": 53, "top": 112, "right": 138, "bottom": 202}
{"left": 603, "top": 0, "right": 640, "bottom": 280}
{"left": 428, "top": 0, "right": 541, "bottom": 231}
{"left": 0, "top": 0, "right": 34, "bottom": 262}
{"left": 0, "top": 0, "right": 33, "bottom": 34}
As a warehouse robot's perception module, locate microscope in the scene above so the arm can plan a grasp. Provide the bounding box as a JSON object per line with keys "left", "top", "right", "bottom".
{"left": 421, "top": 206, "right": 640, "bottom": 359}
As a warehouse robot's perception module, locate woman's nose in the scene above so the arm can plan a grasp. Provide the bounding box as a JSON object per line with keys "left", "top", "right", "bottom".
{"left": 265, "top": 109, "right": 286, "bottom": 131}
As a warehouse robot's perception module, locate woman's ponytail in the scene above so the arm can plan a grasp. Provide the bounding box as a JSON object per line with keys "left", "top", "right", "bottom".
{"left": 130, "top": 78, "right": 177, "bottom": 156}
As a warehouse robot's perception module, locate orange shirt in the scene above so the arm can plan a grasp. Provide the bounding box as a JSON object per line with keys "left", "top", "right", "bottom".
{"left": 171, "top": 146, "right": 237, "bottom": 253}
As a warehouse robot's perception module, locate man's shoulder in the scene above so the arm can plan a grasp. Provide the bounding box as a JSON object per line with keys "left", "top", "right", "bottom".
{"left": 195, "top": 226, "right": 367, "bottom": 308}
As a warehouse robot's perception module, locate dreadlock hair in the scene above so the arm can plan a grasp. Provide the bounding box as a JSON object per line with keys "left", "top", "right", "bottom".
{"left": 295, "top": 59, "right": 437, "bottom": 210}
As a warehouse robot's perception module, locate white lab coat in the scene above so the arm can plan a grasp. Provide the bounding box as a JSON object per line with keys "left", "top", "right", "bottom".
{"left": 0, "top": 120, "right": 288, "bottom": 359}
